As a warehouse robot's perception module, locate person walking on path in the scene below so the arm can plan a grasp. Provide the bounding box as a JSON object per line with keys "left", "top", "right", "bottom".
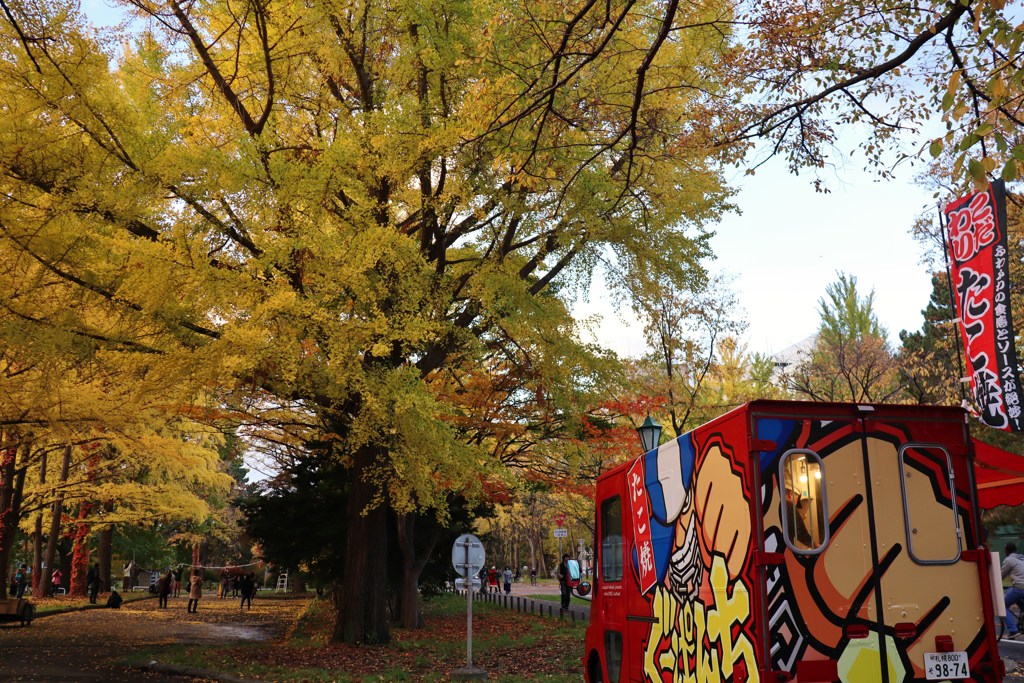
{"left": 14, "top": 564, "right": 27, "bottom": 598}
{"left": 87, "top": 562, "right": 101, "bottom": 604}
{"left": 51, "top": 567, "right": 62, "bottom": 595}
{"left": 530, "top": 567, "right": 537, "bottom": 586}
{"left": 239, "top": 572, "right": 255, "bottom": 610}
{"left": 187, "top": 569, "right": 203, "bottom": 613}
{"left": 157, "top": 570, "right": 172, "bottom": 608}
{"left": 487, "top": 566, "right": 499, "bottom": 594}
{"left": 477, "top": 566, "right": 488, "bottom": 594}
{"left": 557, "top": 554, "right": 571, "bottom": 611}
{"left": 172, "top": 567, "right": 182, "bottom": 597}
{"left": 502, "top": 566, "right": 512, "bottom": 595}
{"left": 1003, "top": 543, "right": 1024, "bottom": 638}
{"left": 219, "top": 569, "right": 230, "bottom": 599}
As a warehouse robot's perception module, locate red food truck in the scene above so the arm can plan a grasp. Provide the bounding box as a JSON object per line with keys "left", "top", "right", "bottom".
{"left": 584, "top": 400, "right": 1004, "bottom": 683}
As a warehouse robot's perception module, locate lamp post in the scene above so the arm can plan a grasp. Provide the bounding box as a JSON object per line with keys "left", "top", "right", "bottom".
{"left": 636, "top": 415, "right": 662, "bottom": 453}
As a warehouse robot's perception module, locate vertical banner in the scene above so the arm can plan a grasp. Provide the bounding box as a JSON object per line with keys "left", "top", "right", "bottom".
{"left": 944, "top": 180, "right": 1024, "bottom": 432}
{"left": 626, "top": 459, "right": 657, "bottom": 594}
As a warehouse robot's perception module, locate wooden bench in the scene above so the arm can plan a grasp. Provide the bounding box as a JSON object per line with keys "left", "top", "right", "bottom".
{"left": 0, "top": 598, "right": 34, "bottom": 626}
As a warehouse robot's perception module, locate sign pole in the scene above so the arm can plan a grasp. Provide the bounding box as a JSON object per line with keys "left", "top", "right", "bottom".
{"left": 465, "top": 538, "right": 473, "bottom": 668}
{"left": 451, "top": 533, "right": 486, "bottom": 681}
{"left": 554, "top": 514, "right": 566, "bottom": 565}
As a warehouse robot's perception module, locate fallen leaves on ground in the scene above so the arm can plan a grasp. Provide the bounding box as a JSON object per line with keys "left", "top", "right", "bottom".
{"left": 241, "top": 608, "right": 582, "bottom": 680}
{"left": 7, "top": 591, "right": 584, "bottom": 682}
{"left": 155, "top": 594, "right": 585, "bottom": 681}
{"left": 1, "top": 591, "right": 311, "bottom": 682}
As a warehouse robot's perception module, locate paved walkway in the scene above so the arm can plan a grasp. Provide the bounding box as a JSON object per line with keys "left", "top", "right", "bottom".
{"left": 998, "top": 637, "right": 1024, "bottom": 680}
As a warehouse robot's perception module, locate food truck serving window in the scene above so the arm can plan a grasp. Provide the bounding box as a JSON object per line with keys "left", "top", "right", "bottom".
{"left": 899, "top": 443, "right": 962, "bottom": 565}
{"left": 779, "top": 449, "right": 828, "bottom": 553}
{"left": 601, "top": 496, "right": 624, "bottom": 582}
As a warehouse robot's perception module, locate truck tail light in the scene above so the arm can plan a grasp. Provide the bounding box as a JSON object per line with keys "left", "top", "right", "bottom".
{"left": 844, "top": 623, "right": 869, "bottom": 639}
{"left": 894, "top": 622, "right": 916, "bottom": 640}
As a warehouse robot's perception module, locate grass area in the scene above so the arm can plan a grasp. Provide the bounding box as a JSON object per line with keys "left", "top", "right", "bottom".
{"left": 248, "top": 589, "right": 318, "bottom": 600}
{"left": 31, "top": 592, "right": 154, "bottom": 615}
{"left": 127, "top": 593, "right": 586, "bottom": 682}
{"left": 526, "top": 594, "right": 591, "bottom": 608}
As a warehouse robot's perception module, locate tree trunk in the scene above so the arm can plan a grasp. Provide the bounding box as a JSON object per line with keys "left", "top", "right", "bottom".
{"left": 0, "top": 440, "right": 27, "bottom": 591}
{"left": 395, "top": 513, "right": 416, "bottom": 628}
{"left": 513, "top": 525, "right": 520, "bottom": 573}
{"left": 31, "top": 514, "right": 42, "bottom": 594}
{"left": 98, "top": 521, "right": 112, "bottom": 593}
{"left": 334, "top": 443, "right": 389, "bottom": 644}
{"left": 31, "top": 448, "right": 46, "bottom": 595}
{"left": 70, "top": 448, "right": 100, "bottom": 596}
{"left": 10, "top": 464, "right": 26, "bottom": 564}
{"left": 40, "top": 445, "right": 71, "bottom": 598}
{"left": 537, "top": 531, "right": 549, "bottom": 578}
{"left": 395, "top": 511, "right": 441, "bottom": 629}
{"left": 69, "top": 500, "right": 93, "bottom": 596}
{"left": 0, "top": 439, "right": 17, "bottom": 589}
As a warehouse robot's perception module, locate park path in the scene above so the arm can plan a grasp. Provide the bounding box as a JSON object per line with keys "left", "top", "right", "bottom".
{"left": 468, "top": 577, "right": 591, "bottom": 624}
{"left": 0, "top": 592, "right": 307, "bottom": 682}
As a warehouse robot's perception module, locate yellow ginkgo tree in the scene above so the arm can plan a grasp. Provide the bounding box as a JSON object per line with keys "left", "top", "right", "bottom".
{"left": 0, "top": 0, "right": 743, "bottom": 643}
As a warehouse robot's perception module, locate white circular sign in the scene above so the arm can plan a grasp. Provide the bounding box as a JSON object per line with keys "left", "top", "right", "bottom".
{"left": 451, "top": 533, "right": 486, "bottom": 577}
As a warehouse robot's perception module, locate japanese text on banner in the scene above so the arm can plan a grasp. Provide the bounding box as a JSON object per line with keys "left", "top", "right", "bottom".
{"left": 627, "top": 459, "right": 657, "bottom": 593}
{"left": 944, "top": 180, "right": 1024, "bottom": 432}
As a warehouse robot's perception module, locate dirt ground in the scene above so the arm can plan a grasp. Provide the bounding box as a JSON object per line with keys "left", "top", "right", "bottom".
{"left": 0, "top": 592, "right": 307, "bottom": 682}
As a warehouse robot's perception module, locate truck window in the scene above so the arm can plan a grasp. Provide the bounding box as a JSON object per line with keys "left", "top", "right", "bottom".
{"left": 899, "top": 444, "right": 962, "bottom": 564}
{"left": 779, "top": 449, "right": 828, "bottom": 553}
{"left": 601, "top": 496, "right": 624, "bottom": 582}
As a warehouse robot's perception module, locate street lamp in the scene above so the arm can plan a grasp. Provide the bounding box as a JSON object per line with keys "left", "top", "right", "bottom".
{"left": 636, "top": 415, "right": 662, "bottom": 452}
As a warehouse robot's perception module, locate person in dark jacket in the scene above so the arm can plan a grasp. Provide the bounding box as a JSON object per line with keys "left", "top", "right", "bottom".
{"left": 785, "top": 487, "right": 814, "bottom": 549}
{"left": 106, "top": 589, "right": 123, "bottom": 608}
{"left": 239, "top": 572, "right": 255, "bottom": 610}
{"left": 477, "top": 566, "right": 488, "bottom": 594}
{"left": 157, "top": 570, "right": 173, "bottom": 608}
{"left": 557, "top": 554, "right": 571, "bottom": 610}
{"left": 14, "top": 564, "right": 27, "bottom": 599}
{"left": 86, "top": 563, "right": 101, "bottom": 604}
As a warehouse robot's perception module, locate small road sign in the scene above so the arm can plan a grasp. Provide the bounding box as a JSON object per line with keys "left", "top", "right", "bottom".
{"left": 553, "top": 528, "right": 568, "bottom": 538}
{"left": 452, "top": 534, "right": 486, "bottom": 577}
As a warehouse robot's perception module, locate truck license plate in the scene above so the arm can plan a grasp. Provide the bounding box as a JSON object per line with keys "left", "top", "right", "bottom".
{"left": 924, "top": 651, "right": 969, "bottom": 680}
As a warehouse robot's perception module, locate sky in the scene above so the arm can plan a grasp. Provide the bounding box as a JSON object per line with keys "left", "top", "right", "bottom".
{"left": 574, "top": 153, "right": 938, "bottom": 360}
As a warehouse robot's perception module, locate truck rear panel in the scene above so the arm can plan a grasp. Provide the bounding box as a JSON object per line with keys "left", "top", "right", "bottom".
{"left": 584, "top": 400, "right": 1003, "bottom": 683}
